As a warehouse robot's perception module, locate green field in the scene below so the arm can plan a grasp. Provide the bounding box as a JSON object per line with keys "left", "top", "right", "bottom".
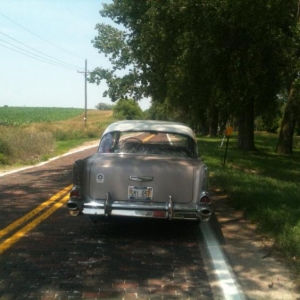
{"left": 0, "top": 107, "right": 84, "bottom": 125}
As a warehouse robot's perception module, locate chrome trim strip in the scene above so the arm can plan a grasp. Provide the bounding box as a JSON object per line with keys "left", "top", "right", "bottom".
{"left": 129, "top": 176, "right": 154, "bottom": 182}
{"left": 83, "top": 208, "right": 105, "bottom": 215}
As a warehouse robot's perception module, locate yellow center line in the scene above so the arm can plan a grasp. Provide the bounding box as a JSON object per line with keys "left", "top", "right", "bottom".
{"left": 142, "top": 134, "right": 155, "bottom": 142}
{"left": 0, "top": 193, "right": 70, "bottom": 255}
{"left": 0, "top": 184, "right": 72, "bottom": 239}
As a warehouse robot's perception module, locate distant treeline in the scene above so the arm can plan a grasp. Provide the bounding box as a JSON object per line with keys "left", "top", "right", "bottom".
{"left": 95, "top": 103, "right": 114, "bottom": 110}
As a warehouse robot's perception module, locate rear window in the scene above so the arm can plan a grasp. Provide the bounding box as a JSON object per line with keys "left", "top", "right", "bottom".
{"left": 98, "top": 131, "right": 197, "bottom": 158}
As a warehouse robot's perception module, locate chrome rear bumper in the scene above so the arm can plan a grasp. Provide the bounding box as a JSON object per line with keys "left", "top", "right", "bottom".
{"left": 67, "top": 193, "right": 212, "bottom": 222}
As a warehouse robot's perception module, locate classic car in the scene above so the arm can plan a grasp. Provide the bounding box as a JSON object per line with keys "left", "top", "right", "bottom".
{"left": 67, "top": 120, "right": 212, "bottom": 222}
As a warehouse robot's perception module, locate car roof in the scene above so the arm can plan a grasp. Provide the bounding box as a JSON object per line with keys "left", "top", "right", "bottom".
{"left": 102, "top": 120, "right": 196, "bottom": 141}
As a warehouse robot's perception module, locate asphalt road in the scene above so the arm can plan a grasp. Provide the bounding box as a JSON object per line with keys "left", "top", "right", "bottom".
{"left": 0, "top": 146, "right": 237, "bottom": 300}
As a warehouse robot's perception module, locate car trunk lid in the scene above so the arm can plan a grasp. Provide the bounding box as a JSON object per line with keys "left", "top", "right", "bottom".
{"left": 88, "top": 154, "right": 195, "bottom": 204}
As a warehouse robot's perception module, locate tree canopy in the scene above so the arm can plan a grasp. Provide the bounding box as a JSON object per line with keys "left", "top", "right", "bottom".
{"left": 113, "top": 98, "right": 143, "bottom": 120}
{"left": 90, "top": 0, "right": 300, "bottom": 152}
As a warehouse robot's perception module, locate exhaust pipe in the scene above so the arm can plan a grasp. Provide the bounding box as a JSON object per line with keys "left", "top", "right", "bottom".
{"left": 67, "top": 200, "right": 82, "bottom": 217}
{"left": 199, "top": 207, "right": 212, "bottom": 222}
{"left": 67, "top": 201, "right": 78, "bottom": 210}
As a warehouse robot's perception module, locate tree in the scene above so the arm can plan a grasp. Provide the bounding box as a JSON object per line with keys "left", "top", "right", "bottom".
{"left": 276, "top": 13, "right": 300, "bottom": 154}
{"left": 276, "top": 80, "right": 300, "bottom": 154}
{"left": 95, "top": 102, "right": 114, "bottom": 110}
{"left": 89, "top": 3, "right": 150, "bottom": 102}
{"left": 113, "top": 98, "right": 143, "bottom": 120}
{"left": 90, "top": 0, "right": 221, "bottom": 127}
{"left": 218, "top": 0, "right": 299, "bottom": 150}
{"left": 90, "top": 0, "right": 299, "bottom": 152}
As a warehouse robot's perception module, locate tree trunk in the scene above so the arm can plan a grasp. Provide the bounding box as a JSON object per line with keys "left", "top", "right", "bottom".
{"left": 276, "top": 83, "right": 298, "bottom": 154}
{"left": 237, "top": 99, "right": 256, "bottom": 151}
{"left": 276, "top": 118, "right": 296, "bottom": 154}
{"left": 200, "top": 119, "right": 209, "bottom": 136}
{"left": 209, "top": 105, "right": 219, "bottom": 137}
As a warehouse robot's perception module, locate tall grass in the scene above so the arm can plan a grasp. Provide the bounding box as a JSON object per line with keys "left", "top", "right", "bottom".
{"left": 199, "top": 132, "right": 300, "bottom": 275}
{"left": 0, "top": 110, "right": 116, "bottom": 166}
{"left": 0, "top": 127, "right": 55, "bottom": 165}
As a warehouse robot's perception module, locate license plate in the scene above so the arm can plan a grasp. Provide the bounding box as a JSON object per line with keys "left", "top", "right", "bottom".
{"left": 128, "top": 186, "right": 153, "bottom": 200}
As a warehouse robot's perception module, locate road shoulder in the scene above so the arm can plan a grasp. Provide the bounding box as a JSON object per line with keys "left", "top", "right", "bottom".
{"left": 212, "top": 190, "right": 300, "bottom": 300}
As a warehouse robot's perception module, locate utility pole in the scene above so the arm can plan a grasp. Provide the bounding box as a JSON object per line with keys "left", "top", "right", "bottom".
{"left": 78, "top": 59, "right": 88, "bottom": 126}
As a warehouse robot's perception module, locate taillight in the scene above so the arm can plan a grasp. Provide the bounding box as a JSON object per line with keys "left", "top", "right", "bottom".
{"left": 153, "top": 211, "right": 166, "bottom": 218}
{"left": 200, "top": 195, "right": 210, "bottom": 203}
{"left": 70, "top": 189, "right": 81, "bottom": 198}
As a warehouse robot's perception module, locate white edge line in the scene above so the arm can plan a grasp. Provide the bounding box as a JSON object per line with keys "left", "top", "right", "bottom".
{"left": 0, "top": 143, "right": 98, "bottom": 177}
{"left": 201, "top": 222, "right": 246, "bottom": 300}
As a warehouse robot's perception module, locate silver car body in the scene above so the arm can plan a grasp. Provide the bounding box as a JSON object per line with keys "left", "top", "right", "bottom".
{"left": 67, "top": 120, "right": 212, "bottom": 222}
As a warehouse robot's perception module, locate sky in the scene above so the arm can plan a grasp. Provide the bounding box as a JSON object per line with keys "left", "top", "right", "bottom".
{"left": 0, "top": 0, "right": 150, "bottom": 110}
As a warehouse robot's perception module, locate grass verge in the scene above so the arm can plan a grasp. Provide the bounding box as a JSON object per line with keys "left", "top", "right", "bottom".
{"left": 199, "top": 132, "right": 300, "bottom": 278}
{"left": 0, "top": 110, "right": 116, "bottom": 167}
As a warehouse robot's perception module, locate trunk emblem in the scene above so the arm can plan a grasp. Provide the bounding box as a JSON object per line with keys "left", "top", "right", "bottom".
{"left": 97, "top": 173, "right": 104, "bottom": 183}
{"left": 129, "top": 176, "right": 154, "bottom": 182}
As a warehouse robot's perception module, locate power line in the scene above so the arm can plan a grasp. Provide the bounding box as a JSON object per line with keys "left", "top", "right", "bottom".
{"left": 0, "top": 42, "right": 80, "bottom": 71}
{"left": 0, "top": 11, "right": 86, "bottom": 61}
{"left": 0, "top": 11, "right": 101, "bottom": 72}
{"left": 0, "top": 32, "right": 84, "bottom": 71}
